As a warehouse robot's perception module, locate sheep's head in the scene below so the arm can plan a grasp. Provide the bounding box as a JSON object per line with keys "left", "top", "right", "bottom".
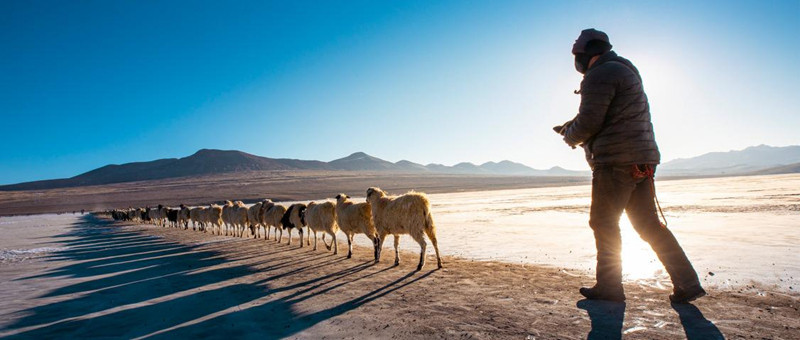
{"left": 366, "top": 187, "right": 385, "bottom": 201}
{"left": 335, "top": 193, "right": 351, "bottom": 203}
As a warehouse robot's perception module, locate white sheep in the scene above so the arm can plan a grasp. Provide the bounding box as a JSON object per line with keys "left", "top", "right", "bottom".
{"left": 365, "top": 187, "right": 442, "bottom": 270}
{"left": 247, "top": 201, "right": 264, "bottom": 238}
{"left": 206, "top": 204, "right": 224, "bottom": 235}
{"left": 221, "top": 200, "right": 235, "bottom": 236}
{"left": 335, "top": 194, "right": 379, "bottom": 260}
{"left": 190, "top": 207, "right": 206, "bottom": 231}
{"left": 262, "top": 202, "right": 285, "bottom": 241}
{"left": 305, "top": 201, "right": 339, "bottom": 253}
{"left": 256, "top": 199, "right": 275, "bottom": 239}
{"left": 280, "top": 203, "right": 306, "bottom": 247}
{"left": 231, "top": 201, "right": 250, "bottom": 237}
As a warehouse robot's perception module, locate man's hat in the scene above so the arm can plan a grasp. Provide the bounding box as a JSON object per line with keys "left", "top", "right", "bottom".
{"left": 572, "top": 28, "right": 611, "bottom": 55}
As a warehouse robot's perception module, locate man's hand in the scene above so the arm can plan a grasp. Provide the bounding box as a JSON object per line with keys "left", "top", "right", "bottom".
{"left": 553, "top": 119, "right": 574, "bottom": 136}
{"left": 554, "top": 119, "right": 578, "bottom": 149}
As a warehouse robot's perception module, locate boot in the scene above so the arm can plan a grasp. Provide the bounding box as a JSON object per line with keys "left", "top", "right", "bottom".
{"left": 579, "top": 285, "right": 626, "bottom": 302}
{"left": 669, "top": 284, "right": 706, "bottom": 304}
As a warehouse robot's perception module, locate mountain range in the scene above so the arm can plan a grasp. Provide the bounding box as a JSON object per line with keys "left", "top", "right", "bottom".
{"left": 658, "top": 144, "right": 800, "bottom": 175}
{"left": 2, "top": 145, "right": 798, "bottom": 191}
{"left": 0, "top": 149, "right": 586, "bottom": 191}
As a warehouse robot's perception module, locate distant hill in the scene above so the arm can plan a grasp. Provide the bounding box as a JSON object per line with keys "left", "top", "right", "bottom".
{"left": 750, "top": 162, "right": 800, "bottom": 175}
{"left": 0, "top": 150, "right": 587, "bottom": 191}
{"left": 659, "top": 145, "right": 800, "bottom": 175}
{"left": 0, "top": 149, "right": 332, "bottom": 191}
{"left": 327, "top": 152, "right": 397, "bottom": 171}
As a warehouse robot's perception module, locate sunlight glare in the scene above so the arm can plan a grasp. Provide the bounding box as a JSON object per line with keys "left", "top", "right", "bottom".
{"left": 619, "top": 217, "right": 665, "bottom": 281}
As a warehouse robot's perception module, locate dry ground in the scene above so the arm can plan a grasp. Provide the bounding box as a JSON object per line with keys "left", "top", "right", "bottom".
{"left": 1, "top": 214, "right": 797, "bottom": 339}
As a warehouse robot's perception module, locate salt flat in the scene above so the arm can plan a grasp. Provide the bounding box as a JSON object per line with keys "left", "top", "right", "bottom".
{"left": 0, "top": 174, "right": 798, "bottom": 338}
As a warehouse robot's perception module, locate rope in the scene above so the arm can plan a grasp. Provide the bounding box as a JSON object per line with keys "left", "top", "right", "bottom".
{"left": 632, "top": 164, "right": 668, "bottom": 228}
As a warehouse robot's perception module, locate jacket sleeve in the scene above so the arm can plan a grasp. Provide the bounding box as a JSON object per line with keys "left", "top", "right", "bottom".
{"left": 564, "top": 67, "right": 617, "bottom": 146}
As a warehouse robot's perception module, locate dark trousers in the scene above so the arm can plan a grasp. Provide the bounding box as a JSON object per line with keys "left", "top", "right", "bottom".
{"left": 589, "top": 165, "right": 700, "bottom": 290}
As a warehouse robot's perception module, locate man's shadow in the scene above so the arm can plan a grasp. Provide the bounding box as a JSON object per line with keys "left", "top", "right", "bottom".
{"left": 671, "top": 302, "right": 724, "bottom": 339}
{"left": 578, "top": 299, "right": 724, "bottom": 340}
{"left": 577, "top": 299, "right": 626, "bottom": 340}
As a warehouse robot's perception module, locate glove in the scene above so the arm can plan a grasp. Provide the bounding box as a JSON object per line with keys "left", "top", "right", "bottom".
{"left": 553, "top": 119, "right": 574, "bottom": 136}
{"left": 563, "top": 135, "right": 579, "bottom": 149}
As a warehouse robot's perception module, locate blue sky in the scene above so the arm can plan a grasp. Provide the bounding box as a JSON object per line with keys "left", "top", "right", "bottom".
{"left": 1, "top": 0, "right": 798, "bottom": 185}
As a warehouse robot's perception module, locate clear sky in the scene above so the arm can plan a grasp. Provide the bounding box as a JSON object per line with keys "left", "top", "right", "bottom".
{"left": 1, "top": 0, "right": 798, "bottom": 185}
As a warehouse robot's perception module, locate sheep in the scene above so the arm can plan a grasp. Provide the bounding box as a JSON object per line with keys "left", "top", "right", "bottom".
{"left": 230, "top": 201, "right": 250, "bottom": 237}
{"left": 365, "top": 187, "right": 442, "bottom": 270}
{"left": 178, "top": 204, "right": 191, "bottom": 230}
{"left": 190, "top": 206, "right": 206, "bottom": 231}
{"left": 247, "top": 200, "right": 265, "bottom": 239}
{"left": 262, "top": 202, "right": 286, "bottom": 242}
{"left": 280, "top": 203, "right": 306, "bottom": 247}
{"left": 141, "top": 207, "right": 152, "bottom": 222}
{"left": 335, "top": 194, "right": 379, "bottom": 260}
{"left": 167, "top": 208, "right": 179, "bottom": 228}
{"left": 206, "top": 204, "right": 224, "bottom": 235}
{"left": 257, "top": 199, "right": 275, "bottom": 239}
{"left": 127, "top": 208, "right": 139, "bottom": 222}
{"left": 148, "top": 205, "right": 167, "bottom": 226}
{"left": 221, "top": 200, "right": 235, "bottom": 236}
{"left": 305, "top": 201, "right": 339, "bottom": 253}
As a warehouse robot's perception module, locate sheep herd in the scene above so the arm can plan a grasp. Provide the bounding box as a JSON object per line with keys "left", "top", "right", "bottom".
{"left": 105, "top": 187, "right": 443, "bottom": 270}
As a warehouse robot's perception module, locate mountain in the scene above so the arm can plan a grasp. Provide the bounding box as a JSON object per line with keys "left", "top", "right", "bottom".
{"left": 394, "top": 160, "right": 429, "bottom": 172}
{"left": 0, "top": 149, "right": 331, "bottom": 191}
{"left": 660, "top": 145, "right": 800, "bottom": 175}
{"left": 0, "top": 149, "right": 587, "bottom": 191}
{"left": 328, "top": 152, "right": 397, "bottom": 171}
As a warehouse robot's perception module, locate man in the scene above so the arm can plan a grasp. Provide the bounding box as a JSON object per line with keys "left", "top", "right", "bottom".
{"left": 555, "top": 28, "right": 705, "bottom": 304}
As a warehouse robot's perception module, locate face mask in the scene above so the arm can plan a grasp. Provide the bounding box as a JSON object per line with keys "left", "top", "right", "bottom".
{"left": 574, "top": 53, "right": 592, "bottom": 74}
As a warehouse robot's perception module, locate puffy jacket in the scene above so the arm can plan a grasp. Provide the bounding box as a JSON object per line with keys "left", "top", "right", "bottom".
{"left": 564, "top": 51, "right": 660, "bottom": 167}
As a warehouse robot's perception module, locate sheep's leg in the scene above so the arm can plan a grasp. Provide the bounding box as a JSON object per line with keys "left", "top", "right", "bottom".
{"left": 313, "top": 230, "right": 318, "bottom": 251}
{"left": 277, "top": 228, "right": 283, "bottom": 243}
{"left": 372, "top": 234, "right": 380, "bottom": 262}
{"left": 322, "top": 232, "right": 333, "bottom": 251}
{"left": 393, "top": 234, "right": 400, "bottom": 266}
{"left": 298, "top": 228, "right": 304, "bottom": 248}
{"left": 347, "top": 234, "right": 354, "bottom": 259}
{"left": 287, "top": 229, "right": 292, "bottom": 245}
{"left": 376, "top": 233, "right": 387, "bottom": 263}
{"left": 412, "top": 232, "right": 427, "bottom": 271}
{"left": 332, "top": 232, "right": 338, "bottom": 255}
{"left": 424, "top": 228, "right": 443, "bottom": 269}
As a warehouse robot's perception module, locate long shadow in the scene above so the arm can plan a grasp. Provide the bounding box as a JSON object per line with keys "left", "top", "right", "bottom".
{"left": 155, "top": 268, "right": 438, "bottom": 338}
{"left": 2, "top": 214, "right": 435, "bottom": 339}
{"left": 577, "top": 299, "right": 626, "bottom": 340}
{"left": 671, "top": 303, "right": 724, "bottom": 339}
